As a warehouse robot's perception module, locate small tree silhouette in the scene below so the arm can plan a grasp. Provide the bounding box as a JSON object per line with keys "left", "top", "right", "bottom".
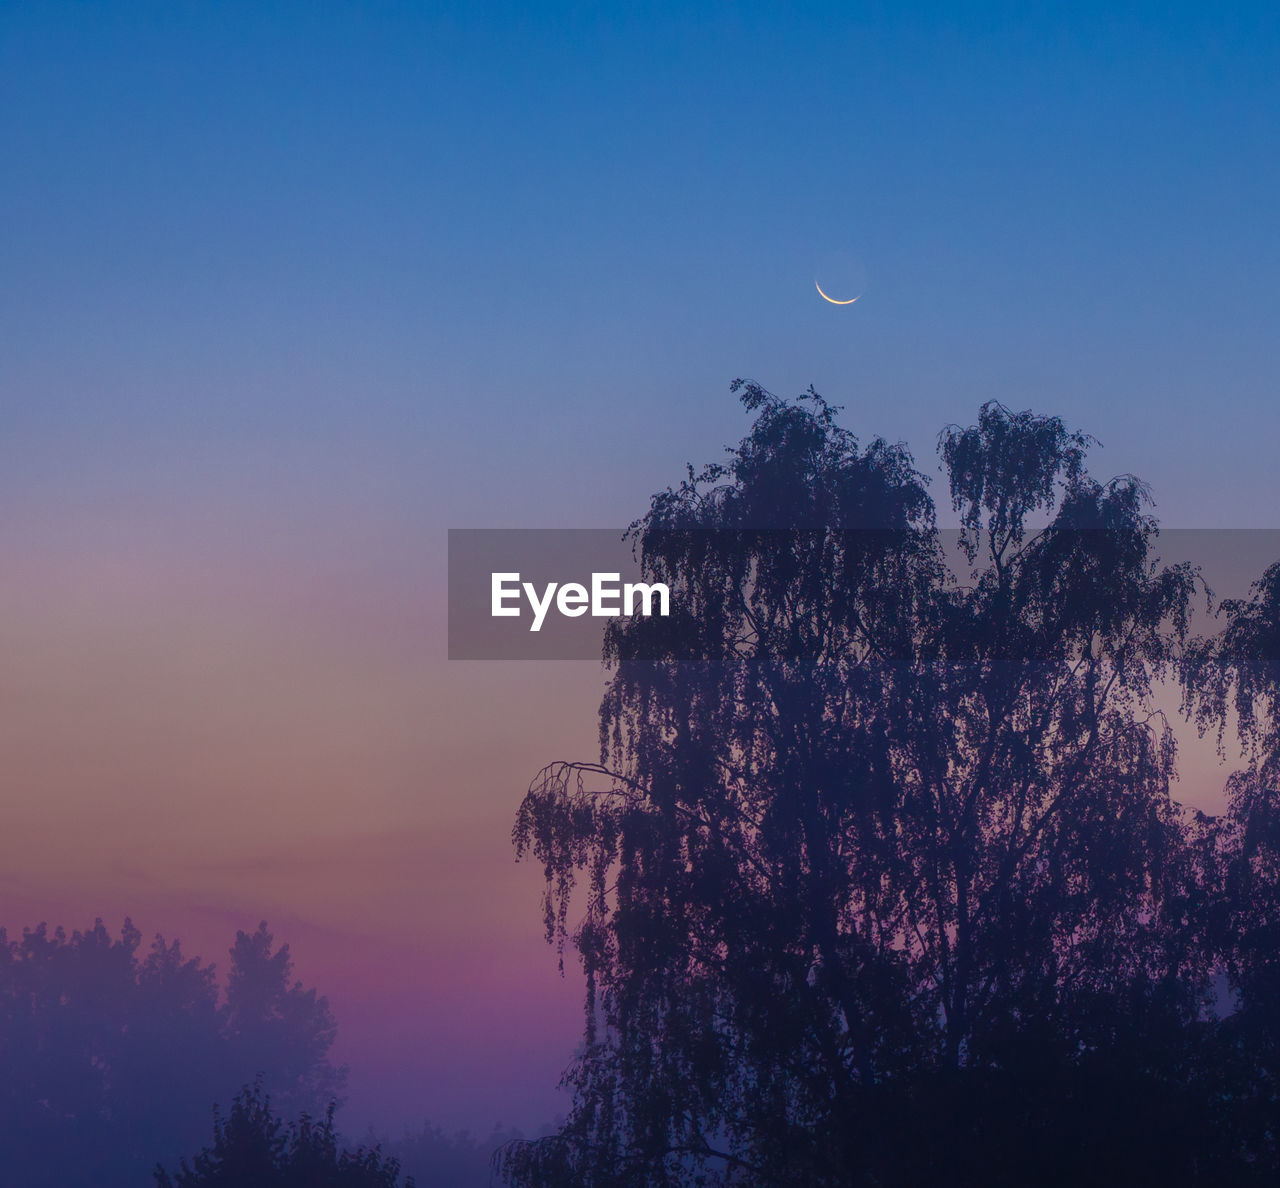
{"left": 155, "top": 1080, "right": 413, "bottom": 1188}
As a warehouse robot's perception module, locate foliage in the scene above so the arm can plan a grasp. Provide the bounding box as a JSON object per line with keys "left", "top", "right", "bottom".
{"left": 1185, "top": 561, "right": 1280, "bottom": 1163}
{"left": 503, "top": 382, "right": 1271, "bottom": 1185}
{"left": 0, "top": 919, "right": 344, "bottom": 1187}
{"left": 155, "top": 1081, "right": 412, "bottom": 1188}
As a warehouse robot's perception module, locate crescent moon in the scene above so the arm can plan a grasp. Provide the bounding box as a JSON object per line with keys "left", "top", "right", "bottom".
{"left": 815, "top": 280, "right": 860, "bottom": 305}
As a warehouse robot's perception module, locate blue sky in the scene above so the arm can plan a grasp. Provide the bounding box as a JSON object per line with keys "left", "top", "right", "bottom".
{"left": 4, "top": 2, "right": 1278, "bottom": 527}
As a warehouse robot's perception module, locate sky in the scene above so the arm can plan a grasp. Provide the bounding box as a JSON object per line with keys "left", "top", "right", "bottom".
{"left": 2, "top": 1, "right": 1279, "bottom": 1135}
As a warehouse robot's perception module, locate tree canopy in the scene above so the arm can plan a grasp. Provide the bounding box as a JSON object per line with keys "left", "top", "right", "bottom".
{"left": 0, "top": 919, "right": 344, "bottom": 1187}
{"left": 155, "top": 1081, "right": 412, "bottom": 1188}
{"left": 503, "top": 383, "right": 1279, "bottom": 1186}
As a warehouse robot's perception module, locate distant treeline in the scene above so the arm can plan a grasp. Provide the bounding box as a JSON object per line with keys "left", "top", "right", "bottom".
{"left": 0, "top": 919, "right": 518, "bottom": 1187}
{"left": 0, "top": 919, "right": 339, "bottom": 1185}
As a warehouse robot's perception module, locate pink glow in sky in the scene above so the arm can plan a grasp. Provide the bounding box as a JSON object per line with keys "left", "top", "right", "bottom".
{"left": 3, "top": 482, "right": 1260, "bottom": 1137}
{"left": 0, "top": 486, "right": 606, "bottom": 1133}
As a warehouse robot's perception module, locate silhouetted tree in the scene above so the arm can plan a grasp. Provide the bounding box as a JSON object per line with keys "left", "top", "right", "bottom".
{"left": 155, "top": 1080, "right": 412, "bottom": 1188}
{"left": 0, "top": 918, "right": 344, "bottom": 1187}
{"left": 1185, "top": 560, "right": 1280, "bottom": 1161}
{"left": 503, "top": 383, "right": 1258, "bottom": 1185}
{"left": 224, "top": 922, "right": 347, "bottom": 1116}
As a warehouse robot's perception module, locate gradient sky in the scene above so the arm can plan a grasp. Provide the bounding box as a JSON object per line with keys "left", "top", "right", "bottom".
{"left": 2, "top": 2, "right": 1279, "bottom": 1135}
